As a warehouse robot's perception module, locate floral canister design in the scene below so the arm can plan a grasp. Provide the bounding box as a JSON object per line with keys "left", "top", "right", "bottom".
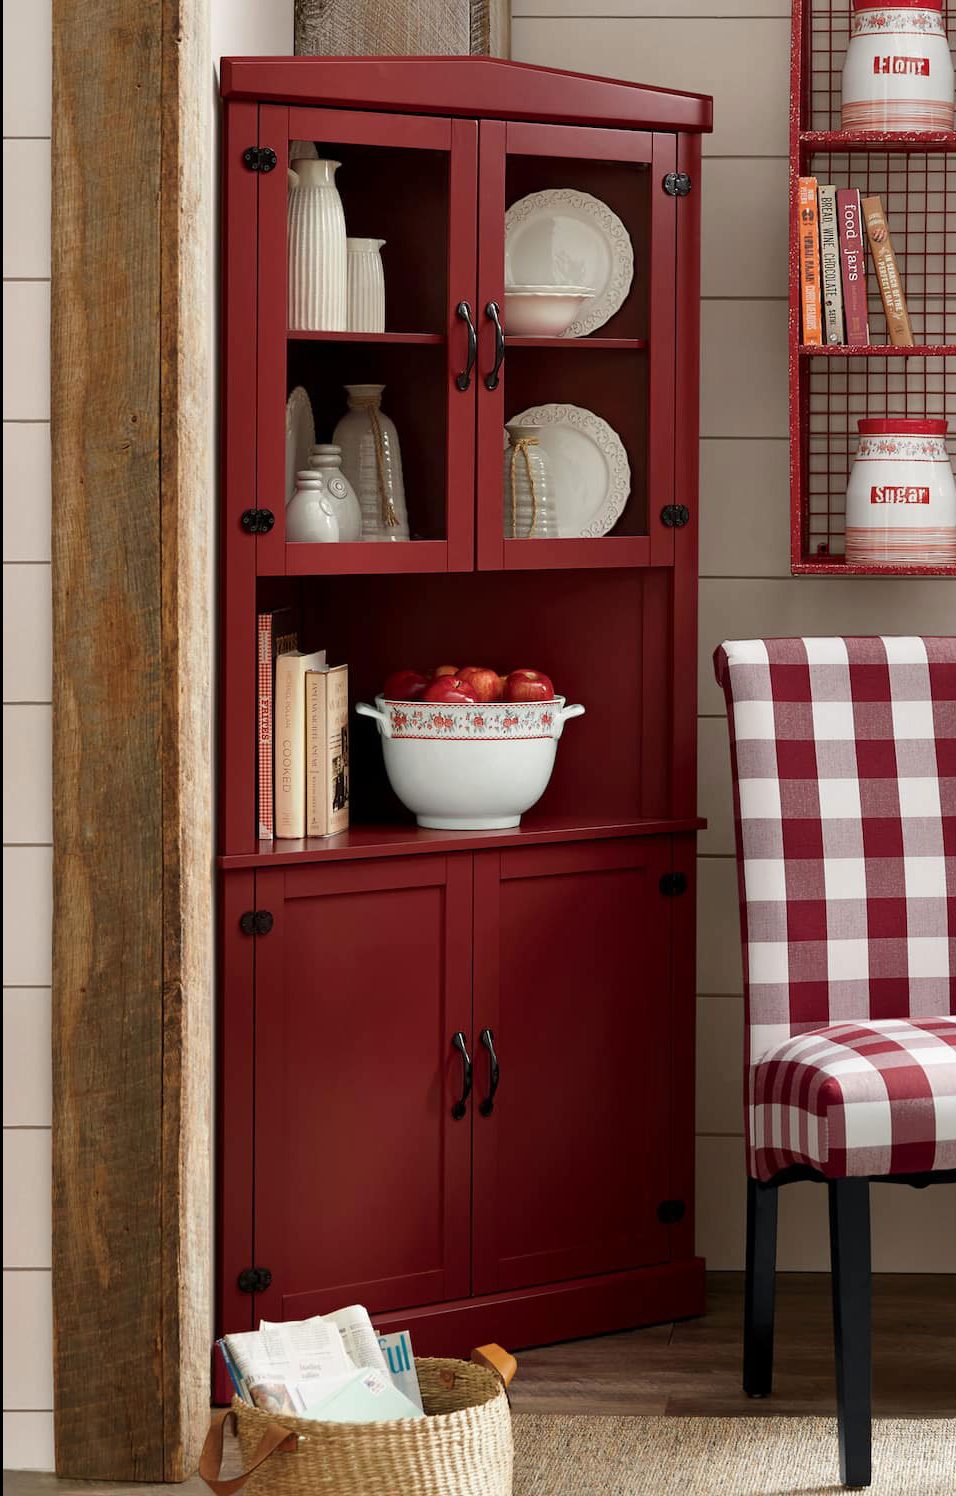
{"left": 841, "top": 0, "right": 955, "bottom": 132}
{"left": 845, "top": 418, "right": 956, "bottom": 566}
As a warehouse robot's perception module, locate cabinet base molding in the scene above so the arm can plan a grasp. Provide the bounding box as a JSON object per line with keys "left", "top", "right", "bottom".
{"left": 371, "top": 1259, "right": 706, "bottom": 1358}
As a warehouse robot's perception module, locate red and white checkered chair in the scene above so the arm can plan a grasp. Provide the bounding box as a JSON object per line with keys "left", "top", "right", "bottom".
{"left": 714, "top": 636, "right": 955, "bottom": 1489}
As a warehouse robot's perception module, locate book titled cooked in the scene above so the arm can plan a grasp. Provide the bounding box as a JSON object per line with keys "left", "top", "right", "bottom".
{"left": 274, "top": 649, "right": 326, "bottom": 838}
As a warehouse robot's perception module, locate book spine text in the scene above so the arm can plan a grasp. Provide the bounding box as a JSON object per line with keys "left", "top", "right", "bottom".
{"left": 861, "top": 194, "right": 914, "bottom": 347}
{"left": 817, "top": 186, "right": 845, "bottom": 345}
{"left": 798, "top": 177, "right": 823, "bottom": 346}
{"left": 836, "top": 189, "right": 870, "bottom": 346}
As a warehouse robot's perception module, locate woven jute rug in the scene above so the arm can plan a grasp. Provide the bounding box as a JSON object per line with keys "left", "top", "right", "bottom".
{"left": 512, "top": 1414, "right": 956, "bottom": 1495}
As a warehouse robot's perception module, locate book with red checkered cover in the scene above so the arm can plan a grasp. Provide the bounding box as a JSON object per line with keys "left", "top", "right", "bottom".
{"left": 714, "top": 636, "right": 955, "bottom": 1181}
{"left": 257, "top": 608, "right": 297, "bottom": 838}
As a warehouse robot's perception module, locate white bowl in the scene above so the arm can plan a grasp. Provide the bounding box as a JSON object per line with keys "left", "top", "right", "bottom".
{"left": 356, "top": 694, "right": 586, "bottom": 830}
{"left": 504, "top": 286, "right": 595, "bottom": 338}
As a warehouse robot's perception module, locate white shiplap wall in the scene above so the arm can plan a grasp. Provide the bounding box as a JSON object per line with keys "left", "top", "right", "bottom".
{"left": 512, "top": 0, "right": 956, "bottom": 1271}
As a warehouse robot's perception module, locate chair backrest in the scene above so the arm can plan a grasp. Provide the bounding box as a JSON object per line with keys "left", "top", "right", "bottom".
{"left": 714, "top": 636, "right": 955, "bottom": 1064}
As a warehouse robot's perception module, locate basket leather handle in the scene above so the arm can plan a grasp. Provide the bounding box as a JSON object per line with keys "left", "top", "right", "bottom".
{"left": 199, "top": 1408, "right": 299, "bottom": 1496}
{"left": 471, "top": 1343, "right": 517, "bottom": 1388}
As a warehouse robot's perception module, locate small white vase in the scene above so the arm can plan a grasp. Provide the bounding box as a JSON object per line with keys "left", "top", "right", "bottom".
{"left": 333, "top": 385, "right": 410, "bottom": 542}
{"left": 308, "top": 443, "right": 362, "bottom": 542}
{"left": 287, "top": 470, "right": 341, "bottom": 543}
{"left": 503, "top": 424, "right": 558, "bottom": 539}
{"left": 288, "top": 158, "right": 347, "bottom": 331}
{"left": 346, "top": 238, "right": 386, "bottom": 332}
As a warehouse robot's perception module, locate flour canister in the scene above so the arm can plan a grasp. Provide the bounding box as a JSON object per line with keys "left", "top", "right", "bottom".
{"left": 846, "top": 418, "right": 956, "bottom": 566}
{"left": 841, "top": 0, "right": 955, "bottom": 132}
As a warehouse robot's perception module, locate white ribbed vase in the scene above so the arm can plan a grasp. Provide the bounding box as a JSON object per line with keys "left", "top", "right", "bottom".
{"left": 333, "top": 384, "right": 410, "bottom": 542}
{"left": 287, "top": 158, "right": 347, "bottom": 331}
{"left": 347, "top": 238, "right": 386, "bottom": 332}
{"left": 503, "top": 424, "right": 558, "bottom": 539}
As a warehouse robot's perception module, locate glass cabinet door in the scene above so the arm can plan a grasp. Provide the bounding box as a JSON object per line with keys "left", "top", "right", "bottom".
{"left": 475, "top": 120, "right": 679, "bottom": 570}
{"left": 254, "top": 104, "right": 478, "bottom": 575}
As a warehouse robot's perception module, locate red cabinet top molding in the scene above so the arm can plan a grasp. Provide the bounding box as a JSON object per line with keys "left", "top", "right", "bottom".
{"left": 219, "top": 55, "right": 714, "bottom": 135}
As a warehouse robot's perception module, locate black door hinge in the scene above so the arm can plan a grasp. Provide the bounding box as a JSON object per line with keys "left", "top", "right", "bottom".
{"left": 241, "top": 508, "right": 275, "bottom": 535}
{"left": 240, "top": 910, "right": 274, "bottom": 936}
{"left": 237, "top": 1266, "right": 273, "bottom": 1294}
{"left": 657, "top": 1199, "right": 686, "bottom": 1224}
{"left": 659, "top": 872, "right": 688, "bottom": 897}
{"left": 661, "top": 504, "right": 690, "bottom": 529}
{"left": 662, "top": 172, "right": 692, "bottom": 198}
{"left": 243, "top": 146, "right": 277, "bottom": 174}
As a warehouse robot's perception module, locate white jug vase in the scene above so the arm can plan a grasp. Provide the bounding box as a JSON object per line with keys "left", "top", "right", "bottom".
{"left": 333, "top": 384, "right": 410, "bottom": 541}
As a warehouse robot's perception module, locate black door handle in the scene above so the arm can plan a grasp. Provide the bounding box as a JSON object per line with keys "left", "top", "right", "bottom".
{"left": 478, "top": 1027, "right": 500, "bottom": 1116}
{"left": 455, "top": 301, "right": 477, "bottom": 391}
{"left": 485, "top": 301, "right": 505, "bottom": 390}
{"left": 451, "top": 1031, "right": 472, "bottom": 1119}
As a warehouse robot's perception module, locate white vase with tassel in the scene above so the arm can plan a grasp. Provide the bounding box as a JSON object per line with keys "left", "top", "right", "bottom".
{"left": 333, "top": 384, "right": 410, "bottom": 542}
{"left": 287, "top": 157, "right": 347, "bottom": 331}
{"left": 503, "top": 423, "right": 557, "bottom": 539}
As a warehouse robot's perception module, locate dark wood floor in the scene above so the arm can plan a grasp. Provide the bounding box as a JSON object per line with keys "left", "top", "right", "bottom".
{"left": 4, "top": 1274, "right": 954, "bottom": 1492}
{"left": 508, "top": 1272, "right": 956, "bottom": 1418}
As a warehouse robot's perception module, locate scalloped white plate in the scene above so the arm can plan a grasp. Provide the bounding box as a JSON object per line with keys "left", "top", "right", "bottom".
{"left": 504, "top": 189, "right": 634, "bottom": 338}
{"left": 285, "top": 386, "right": 315, "bottom": 504}
{"left": 507, "top": 404, "right": 631, "bottom": 538}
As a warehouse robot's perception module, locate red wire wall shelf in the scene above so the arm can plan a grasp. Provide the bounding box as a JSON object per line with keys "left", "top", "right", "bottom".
{"left": 789, "top": 0, "right": 956, "bottom": 575}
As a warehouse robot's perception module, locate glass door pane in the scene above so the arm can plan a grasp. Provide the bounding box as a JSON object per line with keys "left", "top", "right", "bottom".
{"left": 255, "top": 105, "right": 477, "bottom": 575}
{"left": 476, "top": 120, "right": 677, "bottom": 570}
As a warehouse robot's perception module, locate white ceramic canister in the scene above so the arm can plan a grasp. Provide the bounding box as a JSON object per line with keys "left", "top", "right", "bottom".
{"left": 332, "top": 384, "right": 410, "bottom": 541}
{"left": 841, "top": 0, "right": 955, "bottom": 132}
{"left": 286, "top": 470, "right": 341, "bottom": 543}
{"left": 346, "top": 238, "right": 386, "bottom": 333}
{"left": 502, "top": 423, "right": 558, "bottom": 539}
{"left": 307, "top": 444, "right": 362, "bottom": 541}
{"left": 846, "top": 418, "right": 956, "bottom": 566}
{"left": 287, "top": 158, "right": 348, "bottom": 331}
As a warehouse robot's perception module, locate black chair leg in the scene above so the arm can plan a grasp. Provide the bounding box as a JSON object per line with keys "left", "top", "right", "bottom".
{"left": 743, "top": 1177, "right": 778, "bottom": 1397}
{"left": 829, "top": 1178, "right": 872, "bottom": 1489}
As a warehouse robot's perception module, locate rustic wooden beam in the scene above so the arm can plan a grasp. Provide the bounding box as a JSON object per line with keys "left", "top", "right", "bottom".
{"left": 295, "top": 0, "right": 511, "bottom": 58}
{"left": 51, "top": 0, "right": 212, "bottom": 1479}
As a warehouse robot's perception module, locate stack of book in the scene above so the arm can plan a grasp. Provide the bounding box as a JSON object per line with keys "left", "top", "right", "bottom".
{"left": 798, "top": 180, "right": 914, "bottom": 348}
{"left": 257, "top": 607, "right": 350, "bottom": 840}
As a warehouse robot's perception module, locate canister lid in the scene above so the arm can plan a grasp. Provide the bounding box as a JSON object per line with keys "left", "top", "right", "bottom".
{"left": 858, "top": 418, "right": 948, "bottom": 435}
{"left": 853, "top": 0, "right": 942, "bottom": 10}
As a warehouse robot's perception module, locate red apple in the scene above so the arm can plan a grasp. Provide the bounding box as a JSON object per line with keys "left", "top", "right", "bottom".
{"left": 458, "top": 666, "right": 504, "bottom": 703}
{"left": 505, "top": 668, "right": 555, "bottom": 703}
{"left": 424, "top": 675, "right": 479, "bottom": 704}
{"left": 383, "top": 668, "right": 428, "bottom": 701}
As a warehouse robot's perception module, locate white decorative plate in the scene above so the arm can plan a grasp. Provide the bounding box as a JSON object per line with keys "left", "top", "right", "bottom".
{"left": 504, "top": 190, "right": 634, "bottom": 338}
{"left": 508, "top": 404, "right": 631, "bottom": 538}
{"left": 285, "top": 386, "right": 315, "bottom": 504}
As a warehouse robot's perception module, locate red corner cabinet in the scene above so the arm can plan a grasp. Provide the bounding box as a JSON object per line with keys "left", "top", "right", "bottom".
{"left": 217, "top": 56, "right": 712, "bottom": 1384}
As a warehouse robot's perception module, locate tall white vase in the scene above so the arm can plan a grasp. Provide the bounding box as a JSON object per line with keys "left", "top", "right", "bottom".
{"left": 333, "top": 384, "right": 410, "bottom": 542}
{"left": 287, "top": 158, "right": 347, "bottom": 331}
{"left": 347, "top": 238, "right": 386, "bottom": 332}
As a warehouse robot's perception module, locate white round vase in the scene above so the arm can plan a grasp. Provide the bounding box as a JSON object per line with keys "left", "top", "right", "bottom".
{"left": 286, "top": 470, "right": 341, "bottom": 543}
{"left": 841, "top": 0, "right": 955, "bottom": 132}
{"left": 846, "top": 418, "right": 956, "bottom": 567}
{"left": 332, "top": 385, "right": 410, "bottom": 541}
{"left": 287, "top": 158, "right": 347, "bottom": 331}
{"left": 346, "top": 238, "right": 386, "bottom": 333}
{"left": 307, "top": 443, "right": 362, "bottom": 542}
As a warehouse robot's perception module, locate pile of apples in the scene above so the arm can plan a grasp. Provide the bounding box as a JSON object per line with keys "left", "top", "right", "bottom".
{"left": 383, "top": 664, "right": 556, "bottom": 704}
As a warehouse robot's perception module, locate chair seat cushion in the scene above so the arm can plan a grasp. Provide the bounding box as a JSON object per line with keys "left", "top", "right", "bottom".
{"left": 748, "top": 1017, "right": 956, "bottom": 1181}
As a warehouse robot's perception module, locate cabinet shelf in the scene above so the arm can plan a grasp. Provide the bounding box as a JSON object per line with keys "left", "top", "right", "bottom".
{"left": 793, "top": 556, "right": 956, "bottom": 578}
{"left": 218, "top": 814, "right": 706, "bottom": 870}
{"left": 287, "top": 330, "right": 445, "bottom": 345}
{"left": 799, "top": 130, "right": 956, "bottom": 155}
{"left": 798, "top": 344, "right": 956, "bottom": 359}
{"left": 507, "top": 336, "right": 648, "bottom": 351}
{"left": 277, "top": 540, "right": 451, "bottom": 577}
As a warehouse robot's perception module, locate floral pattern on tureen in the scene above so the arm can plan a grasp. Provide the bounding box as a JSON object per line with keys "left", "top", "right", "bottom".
{"left": 850, "top": 10, "right": 946, "bottom": 36}
{"left": 382, "top": 697, "right": 563, "bottom": 741}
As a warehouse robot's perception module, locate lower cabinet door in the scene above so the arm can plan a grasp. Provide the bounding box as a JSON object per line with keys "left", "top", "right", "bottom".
{"left": 252, "top": 855, "right": 473, "bottom": 1320}
{"left": 471, "top": 838, "right": 673, "bottom": 1295}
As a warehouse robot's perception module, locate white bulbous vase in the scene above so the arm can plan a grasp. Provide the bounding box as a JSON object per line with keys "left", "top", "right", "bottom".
{"left": 287, "top": 470, "right": 341, "bottom": 543}
{"left": 308, "top": 443, "right": 362, "bottom": 542}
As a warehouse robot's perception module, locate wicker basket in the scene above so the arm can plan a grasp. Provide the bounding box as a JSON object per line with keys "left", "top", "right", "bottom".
{"left": 200, "top": 1345, "right": 516, "bottom": 1496}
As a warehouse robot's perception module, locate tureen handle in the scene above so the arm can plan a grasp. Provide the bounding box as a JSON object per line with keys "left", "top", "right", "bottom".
{"left": 355, "top": 701, "right": 392, "bottom": 739}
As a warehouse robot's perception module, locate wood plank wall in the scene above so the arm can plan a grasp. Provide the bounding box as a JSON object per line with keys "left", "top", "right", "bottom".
{"left": 50, "top": 0, "right": 212, "bottom": 1478}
